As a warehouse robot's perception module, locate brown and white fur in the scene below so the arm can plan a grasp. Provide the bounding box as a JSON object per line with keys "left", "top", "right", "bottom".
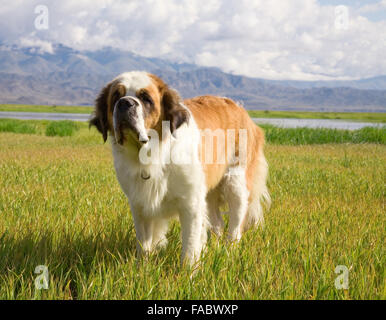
{"left": 90, "top": 71, "right": 270, "bottom": 265}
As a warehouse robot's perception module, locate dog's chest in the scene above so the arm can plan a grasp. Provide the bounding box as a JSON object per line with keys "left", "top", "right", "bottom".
{"left": 112, "top": 148, "right": 170, "bottom": 216}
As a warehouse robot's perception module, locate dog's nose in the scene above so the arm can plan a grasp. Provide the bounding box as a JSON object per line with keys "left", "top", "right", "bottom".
{"left": 117, "top": 97, "right": 136, "bottom": 112}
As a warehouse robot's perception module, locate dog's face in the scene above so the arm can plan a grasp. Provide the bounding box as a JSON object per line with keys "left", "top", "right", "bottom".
{"left": 90, "top": 71, "right": 189, "bottom": 146}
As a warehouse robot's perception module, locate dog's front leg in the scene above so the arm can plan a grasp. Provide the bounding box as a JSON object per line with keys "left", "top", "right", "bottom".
{"left": 132, "top": 209, "right": 154, "bottom": 258}
{"left": 179, "top": 198, "right": 206, "bottom": 266}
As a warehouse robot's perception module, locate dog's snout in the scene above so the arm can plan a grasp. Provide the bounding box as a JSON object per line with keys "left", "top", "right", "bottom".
{"left": 117, "top": 97, "right": 137, "bottom": 112}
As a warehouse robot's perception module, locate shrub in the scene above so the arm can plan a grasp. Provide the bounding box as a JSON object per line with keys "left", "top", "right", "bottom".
{"left": 0, "top": 119, "right": 37, "bottom": 134}
{"left": 45, "top": 120, "right": 79, "bottom": 137}
{"left": 261, "top": 124, "right": 386, "bottom": 145}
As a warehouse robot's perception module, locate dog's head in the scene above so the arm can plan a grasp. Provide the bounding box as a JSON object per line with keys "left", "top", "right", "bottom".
{"left": 90, "top": 71, "right": 189, "bottom": 146}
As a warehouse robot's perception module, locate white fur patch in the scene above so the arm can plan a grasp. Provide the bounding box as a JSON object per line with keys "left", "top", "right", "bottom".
{"left": 113, "top": 71, "right": 151, "bottom": 94}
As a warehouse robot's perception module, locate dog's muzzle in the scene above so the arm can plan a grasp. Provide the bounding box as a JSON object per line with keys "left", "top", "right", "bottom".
{"left": 113, "top": 97, "right": 149, "bottom": 146}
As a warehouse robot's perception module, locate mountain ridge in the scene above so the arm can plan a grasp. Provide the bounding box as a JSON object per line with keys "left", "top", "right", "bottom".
{"left": 0, "top": 44, "right": 385, "bottom": 112}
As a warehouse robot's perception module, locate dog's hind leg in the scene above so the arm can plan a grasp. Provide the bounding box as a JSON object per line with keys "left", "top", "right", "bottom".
{"left": 207, "top": 188, "right": 225, "bottom": 237}
{"left": 223, "top": 167, "right": 249, "bottom": 242}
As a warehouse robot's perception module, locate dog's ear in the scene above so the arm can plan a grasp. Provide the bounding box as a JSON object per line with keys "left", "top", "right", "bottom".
{"left": 90, "top": 84, "right": 111, "bottom": 142}
{"left": 162, "top": 87, "right": 189, "bottom": 136}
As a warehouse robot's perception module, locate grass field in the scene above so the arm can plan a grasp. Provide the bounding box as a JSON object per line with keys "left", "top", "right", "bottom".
{"left": 0, "top": 123, "right": 385, "bottom": 299}
{"left": 1, "top": 103, "right": 385, "bottom": 123}
{"left": 248, "top": 110, "right": 386, "bottom": 123}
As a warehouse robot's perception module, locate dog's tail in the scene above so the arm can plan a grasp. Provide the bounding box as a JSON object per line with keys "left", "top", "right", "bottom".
{"left": 243, "top": 134, "right": 271, "bottom": 231}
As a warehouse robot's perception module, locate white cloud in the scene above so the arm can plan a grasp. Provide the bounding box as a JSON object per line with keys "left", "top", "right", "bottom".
{"left": 0, "top": 0, "right": 385, "bottom": 80}
{"left": 358, "top": 0, "right": 386, "bottom": 14}
{"left": 19, "top": 37, "right": 54, "bottom": 54}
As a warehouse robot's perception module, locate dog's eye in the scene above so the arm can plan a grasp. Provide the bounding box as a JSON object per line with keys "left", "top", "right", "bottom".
{"left": 139, "top": 92, "right": 154, "bottom": 107}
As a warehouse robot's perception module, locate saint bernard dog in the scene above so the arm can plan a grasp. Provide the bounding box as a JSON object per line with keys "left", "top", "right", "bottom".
{"left": 90, "top": 71, "right": 270, "bottom": 265}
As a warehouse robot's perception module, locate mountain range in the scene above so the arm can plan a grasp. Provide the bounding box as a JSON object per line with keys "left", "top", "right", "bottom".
{"left": 0, "top": 44, "right": 385, "bottom": 112}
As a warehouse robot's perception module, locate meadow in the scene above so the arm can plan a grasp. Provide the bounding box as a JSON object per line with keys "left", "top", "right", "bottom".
{"left": 0, "top": 104, "right": 93, "bottom": 114}
{"left": 0, "top": 120, "right": 385, "bottom": 299}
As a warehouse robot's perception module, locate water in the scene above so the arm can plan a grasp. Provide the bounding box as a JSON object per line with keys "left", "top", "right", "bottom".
{"left": 0, "top": 112, "right": 383, "bottom": 130}
{"left": 0, "top": 111, "right": 91, "bottom": 122}
{"left": 252, "top": 118, "right": 384, "bottom": 130}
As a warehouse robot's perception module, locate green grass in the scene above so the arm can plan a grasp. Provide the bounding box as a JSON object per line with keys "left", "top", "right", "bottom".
{"left": 45, "top": 121, "right": 80, "bottom": 137}
{"left": 261, "top": 124, "right": 386, "bottom": 145}
{"left": 0, "top": 119, "right": 81, "bottom": 137}
{"left": 0, "top": 124, "right": 385, "bottom": 300}
{"left": 248, "top": 110, "right": 386, "bottom": 123}
{"left": 1, "top": 104, "right": 385, "bottom": 123}
{"left": 0, "top": 119, "right": 37, "bottom": 134}
{"left": 0, "top": 104, "right": 93, "bottom": 114}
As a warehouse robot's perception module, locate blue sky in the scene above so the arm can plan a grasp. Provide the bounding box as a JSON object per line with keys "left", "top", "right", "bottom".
{"left": 319, "top": 0, "right": 386, "bottom": 21}
{"left": 319, "top": 0, "right": 379, "bottom": 5}
{"left": 0, "top": 0, "right": 385, "bottom": 80}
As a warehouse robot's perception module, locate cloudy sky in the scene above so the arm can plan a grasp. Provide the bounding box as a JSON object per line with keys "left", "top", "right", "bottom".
{"left": 0, "top": 0, "right": 385, "bottom": 80}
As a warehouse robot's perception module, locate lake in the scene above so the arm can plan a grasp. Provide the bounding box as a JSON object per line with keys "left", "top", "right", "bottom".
{"left": 252, "top": 118, "right": 384, "bottom": 130}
